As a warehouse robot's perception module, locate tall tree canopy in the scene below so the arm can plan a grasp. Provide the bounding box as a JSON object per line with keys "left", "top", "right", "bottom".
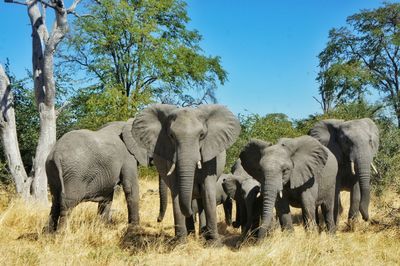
{"left": 61, "top": 0, "right": 227, "bottom": 128}
{"left": 317, "top": 3, "right": 400, "bottom": 126}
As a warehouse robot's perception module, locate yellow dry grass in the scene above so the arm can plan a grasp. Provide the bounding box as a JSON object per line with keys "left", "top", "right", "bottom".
{"left": 0, "top": 176, "right": 399, "bottom": 266}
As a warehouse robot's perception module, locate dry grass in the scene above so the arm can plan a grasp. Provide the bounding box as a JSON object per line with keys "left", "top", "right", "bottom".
{"left": 0, "top": 176, "right": 399, "bottom": 266}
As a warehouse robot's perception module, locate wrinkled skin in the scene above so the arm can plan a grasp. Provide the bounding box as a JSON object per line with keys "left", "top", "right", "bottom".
{"left": 309, "top": 118, "right": 379, "bottom": 223}
{"left": 45, "top": 120, "right": 148, "bottom": 232}
{"left": 240, "top": 136, "right": 339, "bottom": 240}
{"left": 157, "top": 173, "right": 233, "bottom": 234}
{"left": 222, "top": 163, "right": 261, "bottom": 246}
{"left": 132, "top": 104, "right": 240, "bottom": 242}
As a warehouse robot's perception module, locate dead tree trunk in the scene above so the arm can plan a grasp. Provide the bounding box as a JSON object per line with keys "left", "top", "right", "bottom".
{"left": 0, "top": 65, "right": 31, "bottom": 199}
{"left": 5, "top": 0, "right": 83, "bottom": 203}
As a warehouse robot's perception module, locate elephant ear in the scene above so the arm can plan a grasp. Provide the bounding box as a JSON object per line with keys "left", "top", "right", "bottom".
{"left": 131, "top": 104, "right": 178, "bottom": 162}
{"left": 122, "top": 120, "right": 149, "bottom": 166}
{"left": 308, "top": 119, "right": 343, "bottom": 146}
{"left": 239, "top": 139, "right": 272, "bottom": 181}
{"left": 360, "top": 118, "right": 380, "bottom": 156}
{"left": 309, "top": 119, "right": 343, "bottom": 159}
{"left": 197, "top": 105, "right": 241, "bottom": 162}
{"left": 279, "top": 136, "right": 328, "bottom": 189}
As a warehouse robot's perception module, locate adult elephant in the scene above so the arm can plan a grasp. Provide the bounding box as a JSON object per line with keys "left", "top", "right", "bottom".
{"left": 132, "top": 104, "right": 240, "bottom": 242}
{"left": 240, "top": 136, "right": 339, "bottom": 240}
{"left": 309, "top": 118, "right": 379, "bottom": 222}
{"left": 45, "top": 120, "right": 148, "bottom": 232}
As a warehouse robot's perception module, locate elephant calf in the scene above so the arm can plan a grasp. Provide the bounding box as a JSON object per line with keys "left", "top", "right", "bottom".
{"left": 45, "top": 120, "right": 148, "bottom": 232}
{"left": 240, "top": 136, "right": 339, "bottom": 239}
{"left": 222, "top": 173, "right": 261, "bottom": 245}
{"left": 157, "top": 173, "right": 233, "bottom": 235}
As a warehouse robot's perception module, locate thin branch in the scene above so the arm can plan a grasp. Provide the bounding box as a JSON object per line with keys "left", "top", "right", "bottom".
{"left": 66, "top": 0, "right": 81, "bottom": 13}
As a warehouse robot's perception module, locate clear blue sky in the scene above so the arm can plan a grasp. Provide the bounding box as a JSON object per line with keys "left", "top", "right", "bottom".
{"left": 0, "top": 0, "right": 390, "bottom": 120}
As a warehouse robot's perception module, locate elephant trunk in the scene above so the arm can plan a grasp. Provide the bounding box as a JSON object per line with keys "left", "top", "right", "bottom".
{"left": 177, "top": 160, "right": 196, "bottom": 217}
{"left": 157, "top": 175, "right": 168, "bottom": 222}
{"left": 355, "top": 157, "right": 371, "bottom": 221}
{"left": 258, "top": 177, "right": 277, "bottom": 239}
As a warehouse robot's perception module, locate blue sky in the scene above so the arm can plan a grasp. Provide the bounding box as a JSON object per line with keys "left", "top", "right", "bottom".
{"left": 0, "top": 0, "right": 390, "bottom": 120}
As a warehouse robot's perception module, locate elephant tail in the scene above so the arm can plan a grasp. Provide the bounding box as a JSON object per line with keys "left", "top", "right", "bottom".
{"left": 46, "top": 152, "right": 66, "bottom": 198}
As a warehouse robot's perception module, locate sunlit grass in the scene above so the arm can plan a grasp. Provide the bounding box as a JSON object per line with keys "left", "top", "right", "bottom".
{"left": 0, "top": 176, "right": 399, "bottom": 265}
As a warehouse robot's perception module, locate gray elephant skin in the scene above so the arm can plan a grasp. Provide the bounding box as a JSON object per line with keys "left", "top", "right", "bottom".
{"left": 309, "top": 118, "right": 379, "bottom": 222}
{"left": 131, "top": 104, "right": 240, "bottom": 242}
{"left": 45, "top": 120, "right": 148, "bottom": 232}
{"left": 222, "top": 161, "right": 261, "bottom": 245}
{"left": 157, "top": 173, "right": 233, "bottom": 234}
{"left": 240, "top": 136, "right": 339, "bottom": 239}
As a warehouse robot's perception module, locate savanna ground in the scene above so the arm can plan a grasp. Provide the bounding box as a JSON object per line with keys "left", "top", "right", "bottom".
{"left": 0, "top": 174, "right": 399, "bottom": 266}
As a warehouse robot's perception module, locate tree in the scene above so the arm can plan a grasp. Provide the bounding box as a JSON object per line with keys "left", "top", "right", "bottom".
{"left": 60, "top": 0, "right": 227, "bottom": 129}
{"left": 4, "top": 0, "right": 83, "bottom": 202}
{"left": 317, "top": 3, "right": 400, "bottom": 126}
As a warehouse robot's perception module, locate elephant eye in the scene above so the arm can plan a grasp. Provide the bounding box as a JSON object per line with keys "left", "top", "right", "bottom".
{"left": 199, "top": 132, "right": 206, "bottom": 140}
{"left": 169, "top": 133, "right": 175, "bottom": 140}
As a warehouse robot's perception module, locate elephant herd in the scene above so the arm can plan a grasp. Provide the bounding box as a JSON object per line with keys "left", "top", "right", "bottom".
{"left": 44, "top": 104, "right": 379, "bottom": 247}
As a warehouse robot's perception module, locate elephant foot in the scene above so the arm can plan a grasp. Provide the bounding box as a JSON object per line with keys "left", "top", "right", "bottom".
{"left": 232, "top": 221, "right": 241, "bottom": 228}
{"left": 42, "top": 224, "right": 56, "bottom": 234}
{"left": 204, "top": 237, "right": 223, "bottom": 248}
{"left": 169, "top": 235, "right": 188, "bottom": 246}
{"left": 345, "top": 218, "right": 359, "bottom": 232}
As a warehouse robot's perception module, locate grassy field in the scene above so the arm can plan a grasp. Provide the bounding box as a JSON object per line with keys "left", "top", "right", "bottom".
{"left": 0, "top": 176, "right": 399, "bottom": 266}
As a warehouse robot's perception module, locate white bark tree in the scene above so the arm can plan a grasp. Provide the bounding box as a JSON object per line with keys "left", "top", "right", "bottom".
{"left": 4, "top": 0, "right": 83, "bottom": 203}
{"left": 0, "top": 65, "right": 31, "bottom": 199}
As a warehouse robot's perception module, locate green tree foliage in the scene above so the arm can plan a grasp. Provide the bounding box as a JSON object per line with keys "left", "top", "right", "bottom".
{"left": 60, "top": 0, "right": 227, "bottom": 129}
{"left": 317, "top": 3, "right": 400, "bottom": 126}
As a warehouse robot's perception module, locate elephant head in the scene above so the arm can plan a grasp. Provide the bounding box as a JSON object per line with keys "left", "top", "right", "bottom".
{"left": 240, "top": 136, "right": 328, "bottom": 237}
{"left": 132, "top": 104, "right": 240, "bottom": 217}
{"left": 222, "top": 174, "right": 245, "bottom": 200}
{"left": 309, "top": 118, "right": 379, "bottom": 220}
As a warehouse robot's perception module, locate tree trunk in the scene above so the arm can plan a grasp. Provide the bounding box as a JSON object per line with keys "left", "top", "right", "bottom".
{"left": 5, "top": 0, "right": 81, "bottom": 203}
{"left": 0, "top": 65, "right": 31, "bottom": 199}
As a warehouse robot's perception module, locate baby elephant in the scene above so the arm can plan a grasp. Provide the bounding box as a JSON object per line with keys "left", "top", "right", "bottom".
{"left": 222, "top": 173, "right": 261, "bottom": 246}
{"left": 45, "top": 120, "right": 148, "bottom": 232}
{"left": 157, "top": 173, "right": 233, "bottom": 234}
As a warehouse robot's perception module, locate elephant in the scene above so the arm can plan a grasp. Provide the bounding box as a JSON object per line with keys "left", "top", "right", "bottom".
{"left": 131, "top": 104, "right": 240, "bottom": 242}
{"left": 239, "top": 136, "right": 339, "bottom": 239}
{"left": 309, "top": 118, "right": 379, "bottom": 223}
{"left": 222, "top": 170, "right": 261, "bottom": 246}
{"left": 157, "top": 173, "right": 233, "bottom": 233}
{"left": 45, "top": 120, "right": 148, "bottom": 232}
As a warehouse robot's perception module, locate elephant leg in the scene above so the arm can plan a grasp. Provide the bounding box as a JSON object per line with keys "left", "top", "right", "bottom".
{"left": 232, "top": 199, "right": 242, "bottom": 228}
{"left": 185, "top": 215, "right": 196, "bottom": 236}
{"left": 348, "top": 182, "right": 361, "bottom": 222}
{"left": 276, "top": 195, "right": 293, "bottom": 231}
{"left": 171, "top": 191, "right": 188, "bottom": 239}
{"left": 321, "top": 203, "right": 336, "bottom": 234}
{"left": 57, "top": 197, "right": 76, "bottom": 232}
{"left": 98, "top": 193, "right": 114, "bottom": 223}
{"left": 223, "top": 198, "right": 233, "bottom": 226}
{"left": 45, "top": 194, "right": 61, "bottom": 233}
{"left": 121, "top": 162, "right": 139, "bottom": 225}
{"left": 200, "top": 175, "right": 219, "bottom": 241}
{"left": 197, "top": 199, "right": 207, "bottom": 235}
{"left": 315, "top": 206, "right": 320, "bottom": 229}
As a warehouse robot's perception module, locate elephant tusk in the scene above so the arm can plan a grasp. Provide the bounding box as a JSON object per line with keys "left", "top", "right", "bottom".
{"left": 350, "top": 161, "right": 356, "bottom": 175}
{"left": 279, "top": 190, "right": 283, "bottom": 199}
{"left": 167, "top": 163, "right": 176, "bottom": 176}
{"left": 371, "top": 162, "right": 378, "bottom": 174}
{"left": 197, "top": 160, "right": 202, "bottom": 169}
